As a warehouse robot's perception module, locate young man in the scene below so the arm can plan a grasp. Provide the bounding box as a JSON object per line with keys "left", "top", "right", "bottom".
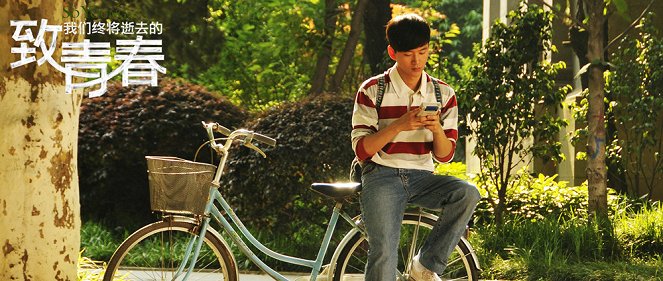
{"left": 351, "top": 14, "right": 481, "bottom": 281}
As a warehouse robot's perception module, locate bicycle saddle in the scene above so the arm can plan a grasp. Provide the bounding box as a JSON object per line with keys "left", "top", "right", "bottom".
{"left": 310, "top": 182, "right": 361, "bottom": 200}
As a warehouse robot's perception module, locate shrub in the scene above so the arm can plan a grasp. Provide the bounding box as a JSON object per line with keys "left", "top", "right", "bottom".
{"left": 473, "top": 171, "right": 595, "bottom": 226}
{"left": 437, "top": 164, "right": 590, "bottom": 226}
{"left": 78, "top": 78, "right": 247, "bottom": 228}
{"left": 220, "top": 94, "right": 356, "bottom": 233}
{"left": 458, "top": 4, "right": 569, "bottom": 224}
{"left": 434, "top": 162, "right": 470, "bottom": 181}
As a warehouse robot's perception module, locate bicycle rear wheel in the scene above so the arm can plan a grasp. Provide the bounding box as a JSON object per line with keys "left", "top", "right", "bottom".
{"left": 332, "top": 213, "right": 479, "bottom": 281}
{"left": 103, "top": 217, "right": 237, "bottom": 281}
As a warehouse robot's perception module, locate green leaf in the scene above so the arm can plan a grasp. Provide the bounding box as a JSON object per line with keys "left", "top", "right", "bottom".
{"left": 611, "top": 0, "right": 628, "bottom": 16}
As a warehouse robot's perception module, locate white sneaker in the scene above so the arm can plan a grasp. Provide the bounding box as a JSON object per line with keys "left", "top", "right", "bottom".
{"left": 410, "top": 254, "right": 442, "bottom": 281}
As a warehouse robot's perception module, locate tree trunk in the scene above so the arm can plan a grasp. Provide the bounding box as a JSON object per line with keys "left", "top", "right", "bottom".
{"left": 570, "top": 0, "right": 627, "bottom": 195}
{"left": 329, "top": 0, "right": 369, "bottom": 94}
{"left": 584, "top": 0, "right": 608, "bottom": 218}
{"left": 363, "top": 0, "right": 391, "bottom": 75}
{"left": 495, "top": 187, "right": 507, "bottom": 225}
{"left": 1, "top": 0, "right": 84, "bottom": 280}
{"left": 309, "top": 0, "right": 339, "bottom": 95}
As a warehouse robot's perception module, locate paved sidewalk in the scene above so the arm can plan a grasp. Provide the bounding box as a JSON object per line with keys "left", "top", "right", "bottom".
{"left": 240, "top": 272, "right": 504, "bottom": 280}
{"left": 239, "top": 271, "right": 310, "bottom": 280}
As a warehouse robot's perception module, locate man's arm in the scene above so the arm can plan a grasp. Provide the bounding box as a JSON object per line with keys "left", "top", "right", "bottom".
{"left": 358, "top": 108, "right": 426, "bottom": 158}
{"left": 422, "top": 114, "right": 454, "bottom": 160}
{"left": 424, "top": 91, "right": 459, "bottom": 162}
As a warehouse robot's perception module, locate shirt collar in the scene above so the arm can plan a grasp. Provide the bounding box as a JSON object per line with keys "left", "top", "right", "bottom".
{"left": 388, "top": 64, "right": 428, "bottom": 98}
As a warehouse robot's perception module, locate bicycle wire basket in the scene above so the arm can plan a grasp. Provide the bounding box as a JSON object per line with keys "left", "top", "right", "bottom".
{"left": 146, "top": 156, "right": 217, "bottom": 215}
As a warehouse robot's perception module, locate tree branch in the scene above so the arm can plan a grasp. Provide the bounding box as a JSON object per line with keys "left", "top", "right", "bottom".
{"left": 309, "top": 0, "right": 340, "bottom": 95}
{"left": 329, "top": 0, "right": 368, "bottom": 94}
{"left": 605, "top": 0, "right": 655, "bottom": 51}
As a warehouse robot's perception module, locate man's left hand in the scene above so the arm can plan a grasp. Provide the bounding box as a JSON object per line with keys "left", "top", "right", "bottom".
{"left": 420, "top": 112, "right": 443, "bottom": 135}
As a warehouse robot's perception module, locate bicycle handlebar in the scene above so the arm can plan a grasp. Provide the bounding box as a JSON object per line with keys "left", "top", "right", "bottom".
{"left": 251, "top": 132, "right": 277, "bottom": 147}
{"left": 211, "top": 123, "right": 232, "bottom": 137}
{"left": 201, "top": 121, "right": 276, "bottom": 158}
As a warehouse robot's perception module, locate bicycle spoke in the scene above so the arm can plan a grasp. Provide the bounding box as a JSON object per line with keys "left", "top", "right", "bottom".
{"left": 346, "top": 243, "right": 368, "bottom": 273}
{"left": 103, "top": 220, "right": 236, "bottom": 281}
{"left": 333, "top": 213, "right": 478, "bottom": 281}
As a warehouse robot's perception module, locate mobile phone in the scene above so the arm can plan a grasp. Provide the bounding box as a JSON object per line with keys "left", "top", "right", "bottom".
{"left": 417, "top": 102, "right": 441, "bottom": 116}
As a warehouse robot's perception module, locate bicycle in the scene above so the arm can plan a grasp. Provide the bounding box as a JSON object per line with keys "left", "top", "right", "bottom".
{"left": 102, "top": 121, "right": 480, "bottom": 281}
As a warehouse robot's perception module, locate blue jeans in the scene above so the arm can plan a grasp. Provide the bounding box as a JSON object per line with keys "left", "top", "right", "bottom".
{"left": 359, "top": 163, "right": 481, "bottom": 281}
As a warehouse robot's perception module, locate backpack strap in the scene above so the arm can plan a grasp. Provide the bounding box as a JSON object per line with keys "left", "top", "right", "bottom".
{"left": 376, "top": 73, "right": 386, "bottom": 110}
{"left": 377, "top": 73, "right": 444, "bottom": 110}
{"left": 431, "top": 77, "right": 442, "bottom": 104}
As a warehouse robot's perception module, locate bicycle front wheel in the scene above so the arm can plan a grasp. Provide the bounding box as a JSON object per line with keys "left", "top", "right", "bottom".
{"left": 103, "top": 217, "right": 238, "bottom": 281}
{"left": 332, "top": 213, "right": 479, "bottom": 281}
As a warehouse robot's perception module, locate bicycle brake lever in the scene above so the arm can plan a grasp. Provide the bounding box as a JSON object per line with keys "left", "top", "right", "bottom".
{"left": 244, "top": 142, "right": 267, "bottom": 158}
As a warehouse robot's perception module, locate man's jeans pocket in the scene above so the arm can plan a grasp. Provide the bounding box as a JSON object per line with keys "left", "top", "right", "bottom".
{"left": 361, "top": 162, "right": 379, "bottom": 177}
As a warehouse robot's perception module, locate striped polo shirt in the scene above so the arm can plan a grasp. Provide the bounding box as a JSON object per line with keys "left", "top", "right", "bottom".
{"left": 351, "top": 64, "right": 459, "bottom": 172}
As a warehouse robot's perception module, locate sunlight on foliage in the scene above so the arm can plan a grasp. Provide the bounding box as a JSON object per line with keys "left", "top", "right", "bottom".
{"left": 77, "top": 250, "right": 113, "bottom": 281}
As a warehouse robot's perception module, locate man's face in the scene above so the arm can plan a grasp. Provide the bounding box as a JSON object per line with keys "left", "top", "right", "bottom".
{"left": 390, "top": 43, "right": 429, "bottom": 78}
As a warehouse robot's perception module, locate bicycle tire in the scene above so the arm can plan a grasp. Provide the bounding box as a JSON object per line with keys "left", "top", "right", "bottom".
{"left": 331, "top": 213, "right": 479, "bottom": 281}
{"left": 103, "top": 217, "right": 238, "bottom": 281}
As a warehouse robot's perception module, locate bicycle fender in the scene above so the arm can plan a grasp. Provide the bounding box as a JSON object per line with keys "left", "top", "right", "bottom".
{"left": 326, "top": 227, "right": 361, "bottom": 280}
{"left": 458, "top": 236, "right": 481, "bottom": 271}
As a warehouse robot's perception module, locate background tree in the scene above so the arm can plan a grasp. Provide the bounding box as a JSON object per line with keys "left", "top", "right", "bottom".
{"left": 194, "top": 0, "right": 319, "bottom": 107}
{"left": 607, "top": 14, "right": 663, "bottom": 200}
{"left": 414, "top": 0, "right": 483, "bottom": 81}
{"left": 584, "top": 0, "right": 610, "bottom": 219}
{"left": 88, "top": 0, "right": 321, "bottom": 108}
{"left": 86, "top": 0, "right": 226, "bottom": 78}
{"left": 329, "top": 0, "right": 369, "bottom": 94}
{"left": 547, "top": 0, "right": 657, "bottom": 220}
{"left": 363, "top": 0, "right": 391, "bottom": 75}
{"left": 0, "top": 0, "right": 84, "bottom": 279}
{"left": 460, "top": 4, "right": 568, "bottom": 224}
{"left": 577, "top": 0, "right": 654, "bottom": 218}
{"left": 310, "top": 0, "right": 340, "bottom": 95}
{"left": 544, "top": 1, "right": 659, "bottom": 257}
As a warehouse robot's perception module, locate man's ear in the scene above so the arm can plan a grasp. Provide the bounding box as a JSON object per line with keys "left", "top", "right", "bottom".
{"left": 387, "top": 45, "right": 397, "bottom": 60}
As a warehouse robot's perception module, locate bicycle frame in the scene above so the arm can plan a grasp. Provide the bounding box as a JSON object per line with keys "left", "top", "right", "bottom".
{"left": 171, "top": 187, "right": 360, "bottom": 281}
{"left": 172, "top": 126, "right": 362, "bottom": 281}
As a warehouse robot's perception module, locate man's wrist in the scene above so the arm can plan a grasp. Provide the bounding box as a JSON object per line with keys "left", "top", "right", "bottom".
{"left": 432, "top": 128, "right": 446, "bottom": 139}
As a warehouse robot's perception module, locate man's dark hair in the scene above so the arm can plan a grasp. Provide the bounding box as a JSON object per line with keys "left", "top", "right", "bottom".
{"left": 385, "top": 14, "right": 431, "bottom": 52}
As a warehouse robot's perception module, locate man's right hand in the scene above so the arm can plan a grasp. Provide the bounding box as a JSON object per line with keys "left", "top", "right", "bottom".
{"left": 391, "top": 108, "right": 426, "bottom": 132}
